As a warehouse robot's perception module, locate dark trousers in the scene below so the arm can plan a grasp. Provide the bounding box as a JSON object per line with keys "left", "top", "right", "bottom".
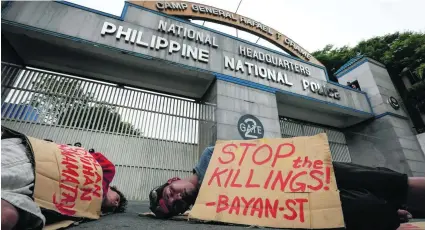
{"left": 334, "top": 162, "right": 408, "bottom": 230}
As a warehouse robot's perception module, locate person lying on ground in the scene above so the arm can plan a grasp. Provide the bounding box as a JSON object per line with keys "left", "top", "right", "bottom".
{"left": 1, "top": 126, "right": 128, "bottom": 230}
{"left": 149, "top": 146, "right": 425, "bottom": 230}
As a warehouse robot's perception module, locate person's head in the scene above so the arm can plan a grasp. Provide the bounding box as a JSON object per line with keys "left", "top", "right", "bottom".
{"left": 149, "top": 177, "right": 198, "bottom": 218}
{"left": 351, "top": 84, "right": 357, "bottom": 89}
{"left": 101, "top": 186, "right": 128, "bottom": 214}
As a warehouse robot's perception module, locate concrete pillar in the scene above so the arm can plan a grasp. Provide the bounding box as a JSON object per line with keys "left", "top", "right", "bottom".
{"left": 337, "top": 57, "right": 425, "bottom": 176}
{"left": 198, "top": 82, "right": 218, "bottom": 157}
{"left": 199, "top": 79, "right": 281, "bottom": 150}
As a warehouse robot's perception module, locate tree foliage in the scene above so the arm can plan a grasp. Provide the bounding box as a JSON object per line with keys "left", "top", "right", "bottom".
{"left": 28, "top": 76, "right": 142, "bottom": 136}
{"left": 312, "top": 32, "right": 425, "bottom": 82}
{"left": 311, "top": 45, "right": 356, "bottom": 81}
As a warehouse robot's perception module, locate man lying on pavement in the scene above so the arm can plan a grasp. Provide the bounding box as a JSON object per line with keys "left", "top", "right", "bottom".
{"left": 1, "top": 126, "right": 128, "bottom": 230}
{"left": 149, "top": 146, "right": 425, "bottom": 230}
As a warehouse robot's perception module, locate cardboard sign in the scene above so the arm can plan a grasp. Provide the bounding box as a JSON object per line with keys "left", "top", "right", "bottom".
{"left": 397, "top": 222, "right": 425, "bottom": 230}
{"left": 28, "top": 137, "right": 104, "bottom": 220}
{"left": 43, "top": 220, "right": 76, "bottom": 230}
{"left": 189, "top": 134, "right": 344, "bottom": 229}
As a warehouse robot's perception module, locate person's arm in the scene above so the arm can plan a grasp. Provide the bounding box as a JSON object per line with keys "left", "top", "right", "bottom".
{"left": 192, "top": 146, "right": 214, "bottom": 186}
{"left": 90, "top": 152, "right": 116, "bottom": 195}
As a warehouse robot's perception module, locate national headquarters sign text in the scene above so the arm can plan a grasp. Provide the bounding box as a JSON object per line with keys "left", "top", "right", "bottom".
{"left": 130, "top": 1, "right": 324, "bottom": 67}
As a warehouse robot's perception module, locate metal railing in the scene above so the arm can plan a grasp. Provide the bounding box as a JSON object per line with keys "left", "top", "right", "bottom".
{"left": 279, "top": 117, "right": 352, "bottom": 163}
{"left": 1, "top": 63, "right": 216, "bottom": 200}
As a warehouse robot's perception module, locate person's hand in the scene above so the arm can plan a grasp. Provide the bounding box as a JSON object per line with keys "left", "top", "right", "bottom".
{"left": 398, "top": 209, "right": 412, "bottom": 223}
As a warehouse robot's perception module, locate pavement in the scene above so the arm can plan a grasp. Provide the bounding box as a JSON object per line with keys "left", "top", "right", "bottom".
{"left": 69, "top": 201, "right": 425, "bottom": 230}
{"left": 69, "top": 201, "right": 251, "bottom": 230}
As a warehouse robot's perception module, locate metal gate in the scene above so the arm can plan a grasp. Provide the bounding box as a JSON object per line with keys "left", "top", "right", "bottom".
{"left": 1, "top": 63, "right": 216, "bottom": 200}
{"left": 279, "top": 117, "right": 351, "bottom": 162}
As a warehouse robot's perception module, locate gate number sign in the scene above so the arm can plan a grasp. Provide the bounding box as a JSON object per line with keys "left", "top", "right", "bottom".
{"left": 238, "top": 114, "right": 264, "bottom": 140}
{"left": 387, "top": 96, "right": 400, "bottom": 110}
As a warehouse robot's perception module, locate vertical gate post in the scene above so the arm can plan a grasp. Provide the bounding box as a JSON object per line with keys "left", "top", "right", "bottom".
{"left": 198, "top": 83, "right": 217, "bottom": 159}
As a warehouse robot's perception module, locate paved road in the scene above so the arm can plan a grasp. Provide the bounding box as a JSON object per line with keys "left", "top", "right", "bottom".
{"left": 69, "top": 201, "right": 251, "bottom": 230}
{"left": 69, "top": 201, "right": 424, "bottom": 230}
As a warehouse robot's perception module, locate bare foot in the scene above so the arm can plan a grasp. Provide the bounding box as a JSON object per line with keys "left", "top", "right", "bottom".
{"left": 398, "top": 209, "right": 412, "bottom": 223}
{"left": 407, "top": 177, "right": 425, "bottom": 214}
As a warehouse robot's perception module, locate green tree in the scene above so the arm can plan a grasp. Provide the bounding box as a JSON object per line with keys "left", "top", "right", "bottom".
{"left": 312, "top": 32, "right": 425, "bottom": 82}
{"left": 381, "top": 32, "right": 425, "bottom": 79}
{"left": 28, "top": 75, "right": 142, "bottom": 136}
{"left": 312, "top": 45, "right": 356, "bottom": 81}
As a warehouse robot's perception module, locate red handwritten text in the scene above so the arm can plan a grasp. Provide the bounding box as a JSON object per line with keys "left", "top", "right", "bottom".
{"left": 210, "top": 143, "right": 332, "bottom": 192}
{"left": 220, "top": 142, "right": 295, "bottom": 167}
{"left": 53, "top": 145, "right": 102, "bottom": 216}
{"left": 207, "top": 194, "right": 308, "bottom": 222}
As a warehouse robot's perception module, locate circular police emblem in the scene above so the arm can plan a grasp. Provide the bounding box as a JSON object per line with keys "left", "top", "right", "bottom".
{"left": 237, "top": 114, "right": 264, "bottom": 140}
{"left": 387, "top": 96, "right": 400, "bottom": 110}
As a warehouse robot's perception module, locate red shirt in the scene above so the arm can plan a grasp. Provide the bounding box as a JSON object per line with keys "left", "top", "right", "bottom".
{"left": 90, "top": 152, "right": 116, "bottom": 197}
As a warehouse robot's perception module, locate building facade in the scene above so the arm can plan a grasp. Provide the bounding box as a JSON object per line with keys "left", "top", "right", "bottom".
{"left": 1, "top": 1, "right": 424, "bottom": 200}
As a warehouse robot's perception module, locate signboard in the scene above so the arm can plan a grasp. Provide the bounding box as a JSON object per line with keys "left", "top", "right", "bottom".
{"left": 130, "top": 1, "right": 324, "bottom": 67}
{"left": 29, "top": 137, "right": 103, "bottom": 220}
{"left": 397, "top": 222, "right": 425, "bottom": 230}
{"left": 388, "top": 96, "right": 400, "bottom": 110}
{"left": 237, "top": 114, "right": 264, "bottom": 140}
{"left": 189, "top": 134, "right": 344, "bottom": 229}
{"left": 100, "top": 20, "right": 342, "bottom": 101}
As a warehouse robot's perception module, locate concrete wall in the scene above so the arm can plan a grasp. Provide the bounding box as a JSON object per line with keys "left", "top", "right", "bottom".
{"left": 1, "top": 1, "right": 372, "bottom": 115}
{"left": 338, "top": 58, "right": 407, "bottom": 117}
{"left": 340, "top": 58, "right": 425, "bottom": 176}
{"left": 368, "top": 61, "right": 409, "bottom": 117}
{"left": 417, "top": 132, "right": 425, "bottom": 158}
{"left": 345, "top": 116, "right": 425, "bottom": 176}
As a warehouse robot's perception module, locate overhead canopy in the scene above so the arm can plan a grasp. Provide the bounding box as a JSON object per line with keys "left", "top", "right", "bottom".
{"left": 276, "top": 91, "right": 374, "bottom": 128}
{"left": 1, "top": 24, "right": 215, "bottom": 98}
